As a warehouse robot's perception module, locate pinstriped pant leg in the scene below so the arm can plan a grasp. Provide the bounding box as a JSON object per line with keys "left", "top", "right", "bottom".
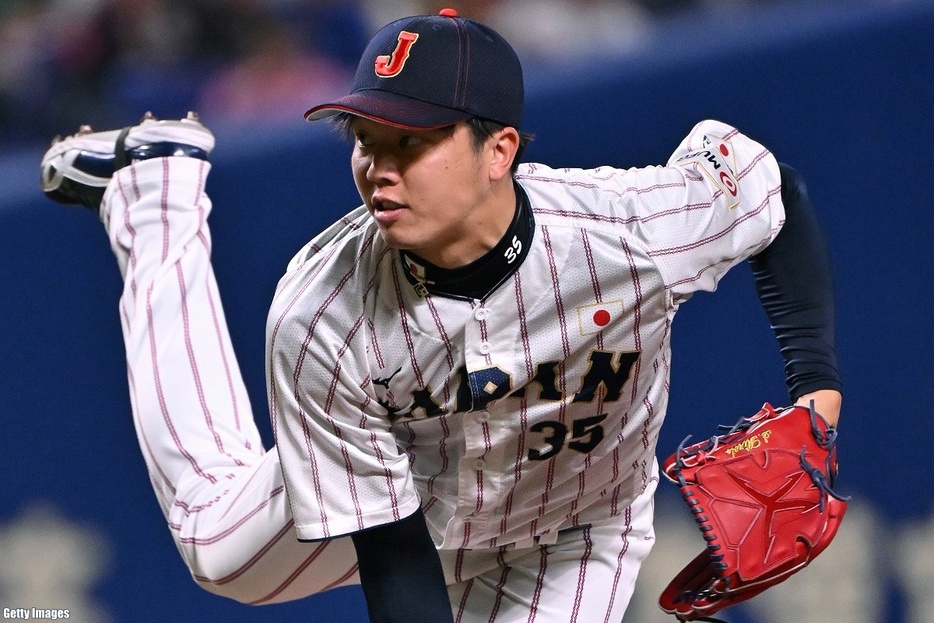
{"left": 102, "top": 157, "right": 358, "bottom": 604}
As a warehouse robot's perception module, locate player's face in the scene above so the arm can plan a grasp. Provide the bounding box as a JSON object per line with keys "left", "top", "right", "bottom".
{"left": 350, "top": 117, "right": 513, "bottom": 268}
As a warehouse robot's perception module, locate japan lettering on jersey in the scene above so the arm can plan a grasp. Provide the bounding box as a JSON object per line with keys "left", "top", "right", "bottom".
{"left": 267, "top": 120, "right": 784, "bottom": 550}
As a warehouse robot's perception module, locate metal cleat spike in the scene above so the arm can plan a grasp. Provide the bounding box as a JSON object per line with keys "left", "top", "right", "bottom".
{"left": 50, "top": 135, "right": 63, "bottom": 146}
{"left": 186, "top": 111, "right": 200, "bottom": 122}
{"left": 78, "top": 125, "right": 93, "bottom": 135}
{"left": 140, "top": 111, "right": 158, "bottom": 122}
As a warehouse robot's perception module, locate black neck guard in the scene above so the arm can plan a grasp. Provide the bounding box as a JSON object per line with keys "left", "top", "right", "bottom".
{"left": 400, "top": 182, "right": 535, "bottom": 301}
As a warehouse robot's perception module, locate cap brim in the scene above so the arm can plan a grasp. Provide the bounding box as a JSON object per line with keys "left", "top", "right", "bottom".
{"left": 304, "top": 89, "right": 472, "bottom": 130}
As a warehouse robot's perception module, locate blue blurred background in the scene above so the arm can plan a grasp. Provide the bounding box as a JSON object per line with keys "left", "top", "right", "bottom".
{"left": 2, "top": 0, "right": 932, "bottom": 621}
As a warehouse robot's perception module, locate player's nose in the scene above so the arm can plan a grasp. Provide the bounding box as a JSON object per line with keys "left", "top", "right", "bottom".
{"left": 365, "top": 150, "right": 402, "bottom": 186}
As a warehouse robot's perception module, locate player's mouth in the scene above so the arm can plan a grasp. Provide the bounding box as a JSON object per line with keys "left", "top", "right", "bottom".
{"left": 371, "top": 198, "right": 407, "bottom": 224}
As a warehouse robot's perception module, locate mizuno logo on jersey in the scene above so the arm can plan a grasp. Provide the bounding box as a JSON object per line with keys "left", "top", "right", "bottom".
{"left": 674, "top": 136, "right": 740, "bottom": 209}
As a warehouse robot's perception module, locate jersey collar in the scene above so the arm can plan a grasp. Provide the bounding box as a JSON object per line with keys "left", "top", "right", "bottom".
{"left": 400, "top": 182, "right": 535, "bottom": 301}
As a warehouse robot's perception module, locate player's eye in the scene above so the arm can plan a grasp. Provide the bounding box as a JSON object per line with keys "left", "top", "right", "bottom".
{"left": 398, "top": 135, "right": 421, "bottom": 148}
{"left": 355, "top": 132, "right": 373, "bottom": 148}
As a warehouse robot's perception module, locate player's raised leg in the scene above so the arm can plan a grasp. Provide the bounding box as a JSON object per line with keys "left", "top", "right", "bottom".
{"left": 41, "top": 115, "right": 359, "bottom": 604}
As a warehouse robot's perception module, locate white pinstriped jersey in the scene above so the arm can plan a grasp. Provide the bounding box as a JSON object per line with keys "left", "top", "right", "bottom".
{"left": 268, "top": 120, "right": 784, "bottom": 550}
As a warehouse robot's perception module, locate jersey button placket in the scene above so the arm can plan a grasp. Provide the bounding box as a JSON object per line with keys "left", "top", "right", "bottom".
{"left": 458, "top": 307, "right": 492, "bottom": 537}
{"left": 475, "top": 307, "right": 493, "bottom": 356}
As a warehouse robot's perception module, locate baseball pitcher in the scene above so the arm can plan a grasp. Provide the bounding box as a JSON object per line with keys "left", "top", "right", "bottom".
{"left": 40, "top": 8, "right": 845, "bottom": 623}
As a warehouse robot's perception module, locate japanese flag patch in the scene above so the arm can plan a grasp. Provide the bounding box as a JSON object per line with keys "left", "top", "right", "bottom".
{"left": 577, "top": 300, "right": 624, "bottom": 336}
{"left": 674, "top": 135, "right": 740, "bottom": 209}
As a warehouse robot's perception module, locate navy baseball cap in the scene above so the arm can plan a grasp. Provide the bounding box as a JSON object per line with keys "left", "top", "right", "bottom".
{"left": 304, "top": 8, "right": 524, "bottom": 130}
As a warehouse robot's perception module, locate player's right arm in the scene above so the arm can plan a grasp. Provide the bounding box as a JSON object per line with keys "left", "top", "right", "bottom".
{"left": 265, "top": 225, "right": 453, "bottom": 622}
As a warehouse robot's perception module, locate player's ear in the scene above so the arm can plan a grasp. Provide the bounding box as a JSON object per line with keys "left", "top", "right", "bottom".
{"left": 488, "top": 126, "right": 520, "bottom": 182}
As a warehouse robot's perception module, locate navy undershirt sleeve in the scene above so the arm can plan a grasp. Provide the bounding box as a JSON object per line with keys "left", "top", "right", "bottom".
{"left": 350, "top": 508, "right": 454, "bottom": 623}
{"left": 748, "top": 163, "right": 842, "bottom": 400}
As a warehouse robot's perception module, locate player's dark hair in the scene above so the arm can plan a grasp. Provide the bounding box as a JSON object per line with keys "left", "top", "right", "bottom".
{"left": 330, "top": 112, "right": 358, "bottom": 142}
{"left": 329, "top": 113, "right": 533, "bottom": 175}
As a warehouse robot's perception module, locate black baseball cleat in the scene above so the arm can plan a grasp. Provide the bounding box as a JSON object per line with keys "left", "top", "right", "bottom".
{"left": 40, "top": 112, "right": 215, "bottom": 212}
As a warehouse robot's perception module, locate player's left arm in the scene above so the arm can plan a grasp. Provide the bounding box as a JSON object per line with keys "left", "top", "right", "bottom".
{"left": 658, "top": 151, "right": 846, "bottom": 621}
{"left": 749, "top": 163, "right": 842, "bottom": 425}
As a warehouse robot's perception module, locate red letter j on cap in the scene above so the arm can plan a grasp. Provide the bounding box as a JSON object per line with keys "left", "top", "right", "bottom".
{"left": 375, "top": 31, "right": 419, "bottom": 77}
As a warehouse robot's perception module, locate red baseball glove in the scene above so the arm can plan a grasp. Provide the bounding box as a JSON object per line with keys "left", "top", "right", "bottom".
{"left": 658, "top": 403, "right": 848, "bottom": 621}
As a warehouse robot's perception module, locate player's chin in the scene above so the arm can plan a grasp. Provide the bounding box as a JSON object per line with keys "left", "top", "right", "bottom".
{"left": 373, "top": 224, "right": 414, "bottom": 251}
{"left": 371, "top": 215, "right": 419, "bottom": 246}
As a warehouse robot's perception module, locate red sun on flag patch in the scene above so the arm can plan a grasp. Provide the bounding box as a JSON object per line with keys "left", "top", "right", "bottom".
{"left": 577, "top": 300, "right": 624, "bottom": 336}
{"left": 593, "top": 309, "right": 611, "bottom": 327}
{"left": 407, "top": 259, "right": 427, "bottom": 281}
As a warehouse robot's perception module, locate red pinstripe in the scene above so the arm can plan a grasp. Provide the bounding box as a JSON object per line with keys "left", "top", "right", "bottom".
{"left": 259, "top": 124, "right": 779, "bottom": 609}
{"left": 498, "top": 272, "right": 532, "bottom": 540}
{"left": 144, "top": 181, "right": 214, "bottom": 488}
{"left": 527, "top": 545, "right": 549, "bottom": 622}
{"left": 569, "top": 526, "right": 595, "bottom": 623}
{"left": 266, "top": 234, "right": 346, "bottom": 441}
{"left": 621, "top": 237, "right": 643, "bottom": 404}
{"left": 735, "top": 147, "right": 768, "bottom": 179}
{"left": 517, "top": 173, "right": 684, "bottom": 202}
{"left": 116, "top": 165, "right": 176, "bottom": 496}
{"left": 368, "top": 317, "right": 384, "bottom": 369}
{"left": 250, "top": 539, "right": 357, "bottom": 605}
{"left": 488, "top": 547, "right": 511, "bottom": 622}
{"left": 113, "top": 159, "right": 367, "bottom": 606}
{"left": 321, "top": 313, "right": 386, "bottom": 532}
{"left": 190, "top": 516, "right": 293, "bottom": 580}
{"left": 532, "top": 200, "right": 712, "bottom": 226}
{"left": 117, "top": 164, "right": 140, "bottom": 297}
{"left": 648, "top": 186, "right": 780, "bottom": 257}
{"left": 421, "top": 289, "right": 456, "bottom": 500}
{"left": 602, "top": 506, "right": 632, "bottom": 623}
{"left": 534, "top": 226, "right": 570, "bottom": 534}
{"left": 160, "top": 158, "right": 170, "bottom": 262}
{"left": 390, "top": 256, "right": 428, "bottom": 388}
{"left": 169, "top": 487, "right": 291, "bottom": 545}
{"left": 455, "top": 577, "right": 473, "bottom": 623}
{"left": 274, "top": 235, "right": 376, "bottom": 536}
{"left": 126, "top": 360, "right": 180, "bottom": 497}
{"left": 474, "top": 468, "right": 485, "bottom": 518}
{"left": 454, "top": 547, "right": 467, "bottom": 583}
{"left": 176, "top": 258, "right": 242, "bottom": 465}
{"left": 571, "top": 229, "right": 605, "bottom": 515}
{"left": 462, "top": 519, "right": 473, "bottom": 549}
{"left": 191, "top": 162, "right": 247, "bottom": 443}
{"left": 426, "top": 294, "right": 457, "bottom": 370}
{"left": 368, "top": 417, "right": 403, "bottom": 524}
